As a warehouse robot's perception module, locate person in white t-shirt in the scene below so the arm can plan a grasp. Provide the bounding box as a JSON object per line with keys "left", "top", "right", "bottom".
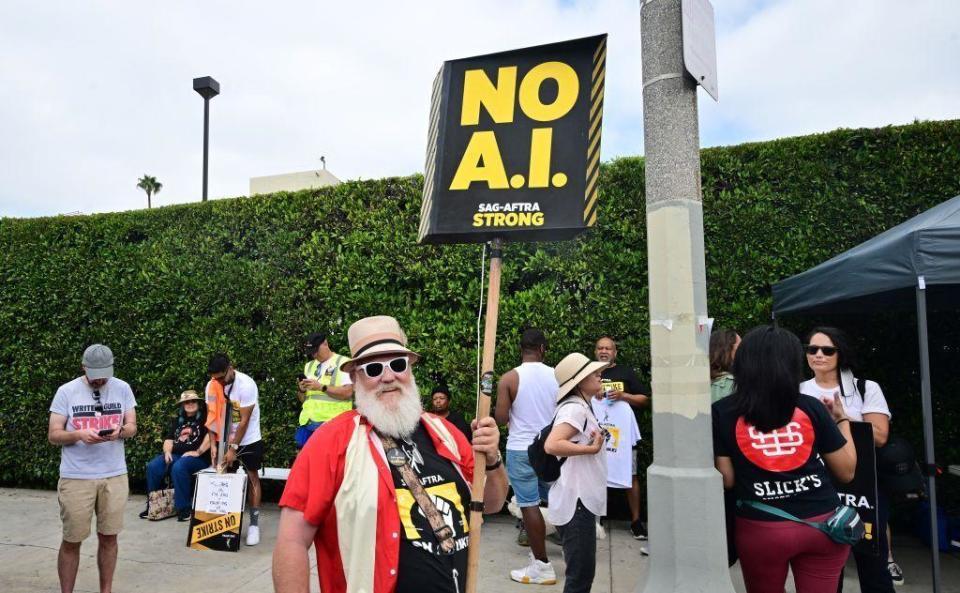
{"left": 48, "top": 344, "right": 138, "bottom": 593}
{"left": 206, "top": 353, "right": 264, "bottom": 546}
{"left": 799, "top": 327, "right": 890, "bottom": 442}
{"left": 545, "top": 353, "right": 608, "bottom": 593}
{"left": 799, "top": 326, "right": 895, "bottom": 593}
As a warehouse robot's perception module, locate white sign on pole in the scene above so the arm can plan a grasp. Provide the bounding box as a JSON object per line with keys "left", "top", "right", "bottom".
{"left": 681, "top": 0, "right": 719, "bottom": 101}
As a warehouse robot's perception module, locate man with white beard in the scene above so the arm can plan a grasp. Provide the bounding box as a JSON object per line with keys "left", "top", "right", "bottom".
{"left": 273, "top": 315, "right": 509, "bottom": 593}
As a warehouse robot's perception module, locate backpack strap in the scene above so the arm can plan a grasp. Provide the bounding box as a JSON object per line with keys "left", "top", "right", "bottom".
{"left": 555, "top": 395, "right": 592, "bottom": 432}
{"left": 740, "top": 499, "right": 843, "bottom": 534}
{"left": 856, "top": 377, "right": 867, "bottom": 399}
{"left": 738, "top": 500, "right": 810, "bottom": 525}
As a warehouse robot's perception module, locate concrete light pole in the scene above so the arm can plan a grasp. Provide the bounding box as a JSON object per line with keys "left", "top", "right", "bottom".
{"left": 639, "top": 1, "right": 735, "bottom": 592}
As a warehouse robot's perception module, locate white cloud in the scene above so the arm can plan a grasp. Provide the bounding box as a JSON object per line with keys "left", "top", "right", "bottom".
{"left": 0, "top": 0, "right": 956, "bottom": 217}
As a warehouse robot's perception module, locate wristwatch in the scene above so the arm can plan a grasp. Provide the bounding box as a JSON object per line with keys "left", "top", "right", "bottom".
{"left": 321, "top": 385, "right": 328, "bottom": 393}
{"left": 485, "top": 451, "right": 503, "bottom": 471}
{"left": 229, "top": 443, "right": 239, "bottom": 450}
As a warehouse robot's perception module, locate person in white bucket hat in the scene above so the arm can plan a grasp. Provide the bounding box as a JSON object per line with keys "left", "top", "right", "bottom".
{"left": 273, "top": 315, "right": 509, "bottom": 593}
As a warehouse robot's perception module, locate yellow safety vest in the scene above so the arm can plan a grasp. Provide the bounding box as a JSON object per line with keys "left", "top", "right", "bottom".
{"left": 299, "top": 354, "right": 351, "bottom": 424}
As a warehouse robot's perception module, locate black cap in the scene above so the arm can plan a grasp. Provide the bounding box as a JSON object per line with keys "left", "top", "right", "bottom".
{"left": 305, "top": 333, "right": 328, "bottom": 349}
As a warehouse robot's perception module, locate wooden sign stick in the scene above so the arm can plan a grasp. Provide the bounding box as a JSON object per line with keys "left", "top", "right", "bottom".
{"left": 465, "top": 238, "right": 503, "bottom": 593}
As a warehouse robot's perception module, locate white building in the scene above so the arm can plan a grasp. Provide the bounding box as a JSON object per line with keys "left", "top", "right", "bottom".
{"left": 249, "top": 168, "right": 340, "bottom": 195}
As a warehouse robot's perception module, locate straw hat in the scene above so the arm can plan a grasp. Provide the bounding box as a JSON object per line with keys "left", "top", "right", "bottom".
{"left": 177, "top": 390, "right": 202, "bottom": 405}
{"left": 554, "top": 353, "right": 609, "bottom": 402}
{"left": 340, "top": 316, "right": 421, "bottom": 373}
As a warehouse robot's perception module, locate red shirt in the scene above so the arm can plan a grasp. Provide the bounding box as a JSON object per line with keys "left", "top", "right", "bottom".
{"left": 279, "top": 411, "right": 474, "bottom": 593}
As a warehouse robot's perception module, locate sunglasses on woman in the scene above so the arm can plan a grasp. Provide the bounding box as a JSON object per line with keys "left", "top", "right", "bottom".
{"left": 356, "top": 356, "right": 409, "bottom": 378}
{"left": 804, "top": 345, "right": 838, "bottom": 356}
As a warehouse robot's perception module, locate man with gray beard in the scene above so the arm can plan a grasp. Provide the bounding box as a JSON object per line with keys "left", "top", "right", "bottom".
{"left": 273, "top": 315, "right": 509, "bottom": 593}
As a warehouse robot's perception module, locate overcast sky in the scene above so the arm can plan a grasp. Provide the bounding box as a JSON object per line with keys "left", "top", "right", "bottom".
{"left": 1, "top": 0, "right": 957, "bottom": 218}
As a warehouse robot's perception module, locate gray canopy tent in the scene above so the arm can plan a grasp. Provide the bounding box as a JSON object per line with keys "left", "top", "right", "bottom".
{"left": 772, "top": 194, "right": 960, "bottom": 593}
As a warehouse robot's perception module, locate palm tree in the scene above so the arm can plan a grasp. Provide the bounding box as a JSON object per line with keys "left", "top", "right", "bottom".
{"left": 137, "top": 175, "right": 163, "bottom": 209}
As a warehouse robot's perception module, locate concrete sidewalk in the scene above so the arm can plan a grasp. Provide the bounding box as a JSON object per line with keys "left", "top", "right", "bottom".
{"left": 1, "top": 488, "right": 956, "bottom": 592}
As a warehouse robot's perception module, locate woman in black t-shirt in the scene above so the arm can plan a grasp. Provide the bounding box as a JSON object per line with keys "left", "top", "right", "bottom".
{"left": 142, "top": 390, "right": 211, "bottom": 520}
{"left": 712, "top": 326, "right": 857, "bottom": 593}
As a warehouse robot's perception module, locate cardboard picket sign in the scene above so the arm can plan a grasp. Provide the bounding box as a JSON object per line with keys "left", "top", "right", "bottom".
{"left": 419, "top": 34, "right": 607, "bottom": 244}
{"left": 186, "top": 469, "right": 247, "bottom": 552}
{"left": 835, "top": 421, "right": 880, "bottom": 556}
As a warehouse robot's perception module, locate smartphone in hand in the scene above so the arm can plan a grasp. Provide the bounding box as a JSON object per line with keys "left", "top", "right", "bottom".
{"left": 98, "top": 428, "right": 115, "bottom": 437}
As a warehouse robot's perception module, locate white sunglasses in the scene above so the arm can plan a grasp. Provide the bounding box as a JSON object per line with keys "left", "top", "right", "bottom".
{"left": 356, "top": 356, "right": 409, "bottom": 378}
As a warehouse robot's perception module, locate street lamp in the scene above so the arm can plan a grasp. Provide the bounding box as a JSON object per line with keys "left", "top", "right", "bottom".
{"left": 193, "top": 76, "right": 220, "bottom": 202}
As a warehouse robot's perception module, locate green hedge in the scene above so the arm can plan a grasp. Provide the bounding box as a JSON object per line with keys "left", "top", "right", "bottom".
{"left": 2, "top": 120, "right": 959, "bottom": 508}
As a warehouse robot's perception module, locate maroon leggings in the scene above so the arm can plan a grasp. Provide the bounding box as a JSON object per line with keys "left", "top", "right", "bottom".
{"left": 735, "top": 512, "right": 850, "bottom": 593}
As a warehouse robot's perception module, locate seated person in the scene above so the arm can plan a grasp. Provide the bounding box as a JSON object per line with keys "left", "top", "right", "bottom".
{"left": 141, "top": 390, "right": 211, "bottom": 521}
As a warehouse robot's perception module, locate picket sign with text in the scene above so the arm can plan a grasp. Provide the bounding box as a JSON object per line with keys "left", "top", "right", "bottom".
{"left": 836, "top": 421, "right": 880, "bottom": 556}
{"left": 419, "top": 35, "right": 607, "bottom": 245}
{"left": 186, "top": 469, "right": 247, "bottom": 552}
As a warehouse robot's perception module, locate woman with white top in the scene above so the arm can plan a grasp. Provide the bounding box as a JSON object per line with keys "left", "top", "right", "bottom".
{"left": 544, "top": 353, "right": 608, "bottom": 593}
{"left": 799, "top": 326, "right": 895, "bottom": 593}
{"left": 799, "top": 327, "right": 890, "bottom": 446}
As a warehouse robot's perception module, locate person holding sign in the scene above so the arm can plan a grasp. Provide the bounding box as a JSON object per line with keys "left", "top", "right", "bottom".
{"left": 273, "top": 315, "right": 508, "bottom": 593}
{"left": 205, "top": 353, "right": 264, "bottom": 547}
{"left": 47, "top": 344, "right": 137, "bottom": 593}
{"left": 800, "top": 326, "right": 894, "bottom": 593}
{"left": 294, "top": 332, "right": 352, "bottom": 449}
{"left": 713, "top": 326, "right": 857, "bottom": 593}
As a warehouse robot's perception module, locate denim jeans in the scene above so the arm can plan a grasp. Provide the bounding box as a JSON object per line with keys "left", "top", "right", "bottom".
{"left": 556, "top": 500, "right": 596, "bottom": 593}
{"left": 506, "top": 449, "right": 551, "bottom": 507}
{"left": 145, "top": 453, "right": 210, "bottom": 511}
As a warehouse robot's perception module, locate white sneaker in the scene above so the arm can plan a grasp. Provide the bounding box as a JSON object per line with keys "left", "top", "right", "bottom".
{"left": 640, "top": 544, "right": 649, "bottom": 556}
{"left": 246, "top": 525, "right": 260, "bottom": 546}
{"left": 510, "top": 552, "right": 557, "bottom": 585}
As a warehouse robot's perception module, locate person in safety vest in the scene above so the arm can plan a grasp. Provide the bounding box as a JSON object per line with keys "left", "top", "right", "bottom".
{"left": 295, "top": 332, "right": 353, "bottom": 449}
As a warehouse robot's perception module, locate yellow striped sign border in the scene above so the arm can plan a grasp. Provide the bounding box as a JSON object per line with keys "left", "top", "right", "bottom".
{"left": 584, "top": 37, "right": 606, "bottom": 227}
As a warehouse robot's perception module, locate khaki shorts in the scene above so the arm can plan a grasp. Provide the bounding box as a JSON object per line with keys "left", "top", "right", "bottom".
{"left": 57, "top": 475, "right": 129, "bottom": 542}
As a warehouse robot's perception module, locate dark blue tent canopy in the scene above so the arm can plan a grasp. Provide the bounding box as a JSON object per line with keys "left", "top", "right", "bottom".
{"left": 771, "top": 195, "right": 960, "bottom": 593}
{"left": 773, "top": 195, "right": 960, "bottom": 315}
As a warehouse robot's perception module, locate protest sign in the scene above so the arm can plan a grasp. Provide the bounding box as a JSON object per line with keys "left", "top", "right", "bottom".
{"left": 186, "top": 469, "right": 247, "bottom": 552}
{"left": 419, "top": 35, "right": 607, "bottom": 244}
{"left": 836, "top": 421, "right": 880, "bottom": 555}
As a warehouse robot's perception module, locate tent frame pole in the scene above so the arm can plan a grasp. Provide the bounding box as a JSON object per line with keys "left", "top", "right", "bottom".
{"left": 915, "top": 277, "right": 941, "bottom": 593}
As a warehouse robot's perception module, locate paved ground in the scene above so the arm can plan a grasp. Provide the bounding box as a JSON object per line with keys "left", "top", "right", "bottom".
{"left": 1, "top": 487, "right": 956, "bottom": 592}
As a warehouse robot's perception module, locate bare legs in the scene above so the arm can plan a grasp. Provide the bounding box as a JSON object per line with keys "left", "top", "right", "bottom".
{"left": 521, "top": 506, "right": 548, "bottom": 561}
{"left": 58, "top": 534, "right": 118, "bottom": 593}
